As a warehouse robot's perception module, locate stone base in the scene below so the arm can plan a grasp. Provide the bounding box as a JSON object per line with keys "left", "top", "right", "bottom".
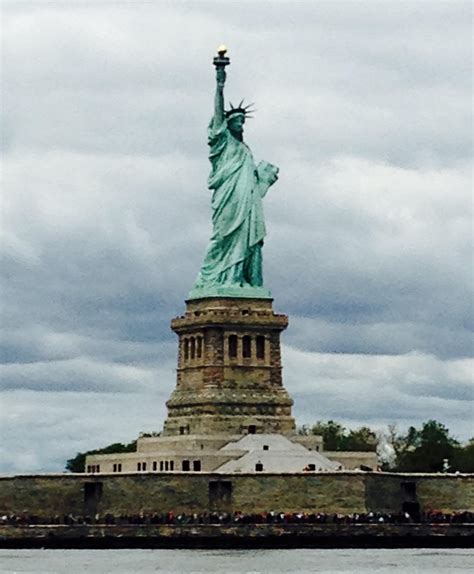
{"left": 165, "top": 297, "right": 295, "bottom": 436}
{"left": 162, "top": 414, "right": 296, "bottom": 437}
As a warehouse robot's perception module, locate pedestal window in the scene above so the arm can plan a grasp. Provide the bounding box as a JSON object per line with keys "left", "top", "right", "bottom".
{"left": 256, "top": 336, "right": 265, "bottom": 360}
{"left": 228, "top": 334, "right": 238, "bottom": 358}
{"left": 242, "top": 335, "right": 251, "bottom": 358}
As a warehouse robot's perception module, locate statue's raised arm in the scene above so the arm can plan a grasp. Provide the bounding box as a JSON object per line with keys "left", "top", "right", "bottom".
{"left": 213, "top": 61, "right": 226, "bottom": 127}
{"left": 211, "top": 45, "right": 229, "bottom": 131}
{"left": 188, "top": 47, "right": 279, "bottom": 301}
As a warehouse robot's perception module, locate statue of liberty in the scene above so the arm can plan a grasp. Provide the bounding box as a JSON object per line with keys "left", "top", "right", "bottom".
{"left": 189, "top": 47, "right": 279, "bottom": 300}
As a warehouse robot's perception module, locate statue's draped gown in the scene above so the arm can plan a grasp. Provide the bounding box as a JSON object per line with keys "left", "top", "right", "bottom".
{"left": 193, "top": 117, "right": 266, "bottom": 289}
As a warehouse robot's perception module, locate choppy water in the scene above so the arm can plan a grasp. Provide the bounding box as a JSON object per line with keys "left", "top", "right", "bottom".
{"left": 0, "top": 548, "right": 472, "bottom": 573}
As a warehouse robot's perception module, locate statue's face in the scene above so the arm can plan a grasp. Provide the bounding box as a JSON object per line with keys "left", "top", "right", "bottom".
{"left": 227, "top": 114, "right": 245, "bottom": 133}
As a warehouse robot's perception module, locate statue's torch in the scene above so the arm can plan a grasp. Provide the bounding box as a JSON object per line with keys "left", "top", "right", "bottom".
{"left": 213, "top": 45, "right": 230, "bottom": 69}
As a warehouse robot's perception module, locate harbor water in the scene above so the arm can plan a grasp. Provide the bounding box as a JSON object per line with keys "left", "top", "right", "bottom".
{"left": 0, "top": 548, "right": 472, "bottom": 573}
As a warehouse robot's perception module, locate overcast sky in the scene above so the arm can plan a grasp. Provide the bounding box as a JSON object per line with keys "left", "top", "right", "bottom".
{"left": 1, "top": 0, "right": 472, "bottom": 473}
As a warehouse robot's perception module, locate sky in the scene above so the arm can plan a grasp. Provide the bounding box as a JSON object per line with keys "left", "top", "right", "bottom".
{"left": 1, "top": 0, "right": 472, "bottom": 473}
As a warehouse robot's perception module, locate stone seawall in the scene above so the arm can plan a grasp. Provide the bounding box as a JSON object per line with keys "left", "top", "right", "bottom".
{"left": 0, "top": 524, "right": 473, "bottom": 549}
{"left": 1, "top": 472, "right": 473, "bottom": 518}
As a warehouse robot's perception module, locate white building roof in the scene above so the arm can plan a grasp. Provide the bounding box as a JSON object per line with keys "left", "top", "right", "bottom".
{"left": 216, "top": 434, "right": 341, "bottom": 473}
{"left": 220, "top": 434, "right": 308, "bottom": 452}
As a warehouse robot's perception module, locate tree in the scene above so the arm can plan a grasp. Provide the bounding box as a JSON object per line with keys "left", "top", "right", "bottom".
{"left": 297, "top": 424, "right": 311, "bottom": 436}
{"left": 299, "top": 420, "right": 378, "bottom": 452}
{"left": 310, "top": 420, "right": 346, "bottom": 450}
{"left": 344, "top": 426, "right": 378, "bottom": 452}
{"left": 452, "top": 439, "right": 474, "bottom": 473}
{"left": 387, "top": 420, "right": 459, "bottom": 472}
{"left": 66, "top": 440, "right": 137, "bottom": 473}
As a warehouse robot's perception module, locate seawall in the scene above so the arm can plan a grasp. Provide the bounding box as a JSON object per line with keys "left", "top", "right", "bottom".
{"left": 1, "top": 472, "right": 473, "bottom": 517}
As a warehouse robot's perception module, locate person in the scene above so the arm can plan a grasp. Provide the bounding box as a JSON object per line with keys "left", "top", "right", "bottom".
{"left": 191, "top": 62, "right": 279, "bottom": 294}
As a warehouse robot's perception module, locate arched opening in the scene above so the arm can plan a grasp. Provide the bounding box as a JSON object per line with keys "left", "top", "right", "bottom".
{"left": 190, "top": 337, "right": 196, "bottom": 359}
{"left": 197, "top": 337, "right": 202, "bottom": 358}
{"left": 256, "top": 336, "right": 265, "bottom": 360}
{"left": 184, "top": 339, "right": 189, "bottom": 360}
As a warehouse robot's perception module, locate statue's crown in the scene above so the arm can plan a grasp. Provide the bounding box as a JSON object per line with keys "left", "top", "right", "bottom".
{"left": 225, "top": 100, "right": 255, "bottom": 119}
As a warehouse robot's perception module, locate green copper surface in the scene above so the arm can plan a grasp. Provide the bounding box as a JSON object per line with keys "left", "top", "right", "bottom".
{"left": 189, "top": 51, "right": 278, "bottom": 301}
{"left": 188, "top": 284, "right": 272, "bottom": 300}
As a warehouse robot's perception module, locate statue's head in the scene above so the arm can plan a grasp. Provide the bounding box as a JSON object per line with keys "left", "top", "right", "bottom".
{"left": 225, "top": 100, "right": 254, "bottom": 136}
{"left": 226, "top": 112, "right": 245, "bottom": 134}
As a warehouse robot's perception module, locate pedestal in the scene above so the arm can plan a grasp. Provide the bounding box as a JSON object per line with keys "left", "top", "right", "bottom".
{"left": 163, "top": 297, "right": 295, "bottom": 436}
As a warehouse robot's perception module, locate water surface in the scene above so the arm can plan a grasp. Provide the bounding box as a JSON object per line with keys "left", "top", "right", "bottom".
{"left": 0, "top": 548, "right": 472, "bottom": 574}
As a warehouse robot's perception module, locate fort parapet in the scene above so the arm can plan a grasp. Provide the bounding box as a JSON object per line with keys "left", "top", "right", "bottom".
{"left": 1, "top": 472, "right": 472, "bottom": 518}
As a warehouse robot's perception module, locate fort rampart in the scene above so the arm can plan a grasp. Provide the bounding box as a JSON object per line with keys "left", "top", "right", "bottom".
{"left": 1, "top": 472, "right": 472, "bottom": 517}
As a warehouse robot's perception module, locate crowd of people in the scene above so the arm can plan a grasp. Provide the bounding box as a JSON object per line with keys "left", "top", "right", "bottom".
{"left": 1, "top": 510, "right": 472, "bottom": 526}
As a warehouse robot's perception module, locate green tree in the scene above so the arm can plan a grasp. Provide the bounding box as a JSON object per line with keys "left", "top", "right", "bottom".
{"left": 389, "top": 420, "right": 459, "bottom": 472}
{"left": 66, "top": 440, "right": 137, "bottom": 473}
{"left": 451, "top": 439, "right": 474, "bottom": 472}
{"left": 310, "top": 420, "right": 346, "bottom": 450}
{"left": 296, "top": 421, "right": 380, "bottom": 451}
{"left": 343, "top": 426, "right": 378, "bottom": 452}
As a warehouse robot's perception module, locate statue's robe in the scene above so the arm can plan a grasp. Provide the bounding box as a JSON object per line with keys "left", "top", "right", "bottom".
{"left": 194, "top": 117, "right": 267, "bottom": 288}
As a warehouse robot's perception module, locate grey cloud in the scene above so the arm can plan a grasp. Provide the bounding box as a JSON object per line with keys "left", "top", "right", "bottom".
{"left": 294, "top": 393, "right": 474, "bottom": 443}
{"left": 266, "top": 158, "right": 471, "bottom": 358}
{"left": 0, "top": 325, "right": 176, "bottom": 366}
{"left": 0, "top": 390, "right": 168, "bottom": 473}
{"left": 3, "top": 3, "right": 471, "bottom": 165}
{"left": 0, "top": 355, "right": 170, "bottom": 394}
{"left": 285, "top": 317, "right": 473, "bottom": 359}
{"left": 284, "top": 346, "right": 473, "bottom": 439}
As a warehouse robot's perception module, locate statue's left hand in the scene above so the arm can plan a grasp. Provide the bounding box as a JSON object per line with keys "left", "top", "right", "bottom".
{"left": 256, "top": 161, "right": 279, "bottom": 197}
{"left": 258, "top": 162, "right": 279, "bottom": 185}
